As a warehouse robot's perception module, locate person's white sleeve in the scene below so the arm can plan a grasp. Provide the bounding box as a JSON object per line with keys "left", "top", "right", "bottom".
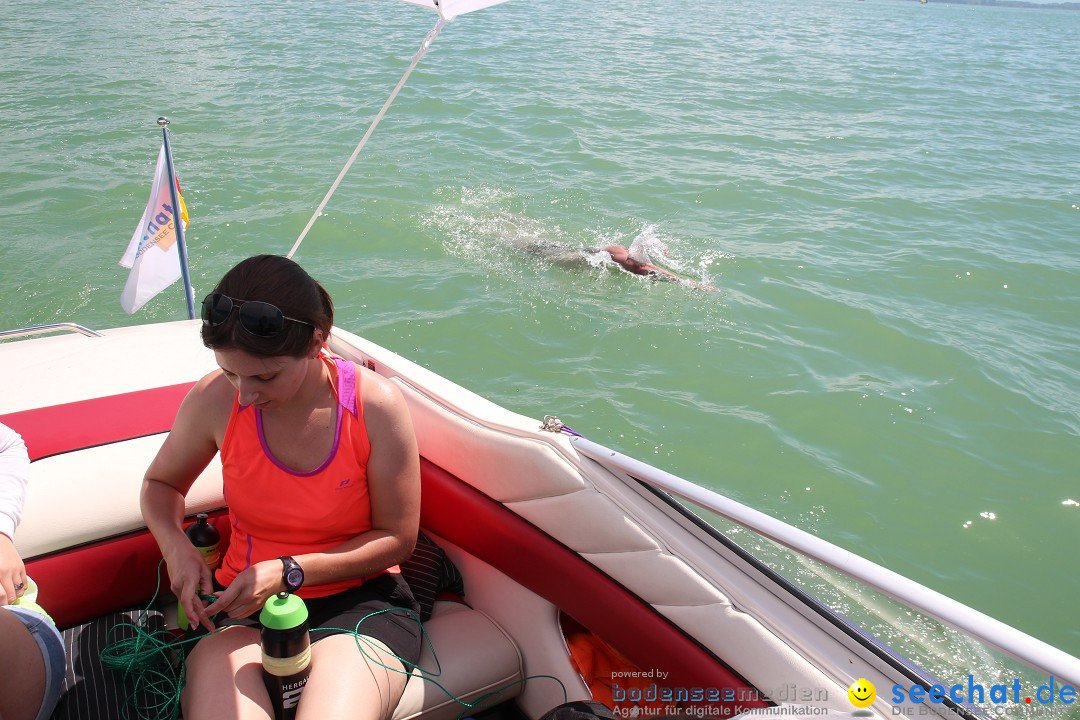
{"left": 0, "top": 422, "right": 29, "bottom": 540}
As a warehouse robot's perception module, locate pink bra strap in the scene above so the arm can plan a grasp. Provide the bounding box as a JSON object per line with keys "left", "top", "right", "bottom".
{"left": 335, "top": 357, "right": 358, "bottom": 418}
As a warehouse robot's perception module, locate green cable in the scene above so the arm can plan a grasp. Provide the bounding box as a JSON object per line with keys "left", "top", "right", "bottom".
{"left": 315, "top": 606, "right": 569, "bottom": 720}
{"left": 101, "top": 563, "right": 569, "bottom": 720}
{"left": 99, "top": 559, "right": 224, "bottom": 720}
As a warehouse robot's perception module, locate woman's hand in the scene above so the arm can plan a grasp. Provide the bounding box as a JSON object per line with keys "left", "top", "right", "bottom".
{"left": 162, "top": 540, "right": 215, "bottom": 632}
{"left": 204, "top": 560, "right": 284, "bottom": 621}
{"left": 0, "top": 534, "right": 27, "bottom": 605}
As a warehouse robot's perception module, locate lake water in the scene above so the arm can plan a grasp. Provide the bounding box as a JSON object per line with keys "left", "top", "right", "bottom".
{"left": 1, "top": 0, "right": 1078, "bottom": 659}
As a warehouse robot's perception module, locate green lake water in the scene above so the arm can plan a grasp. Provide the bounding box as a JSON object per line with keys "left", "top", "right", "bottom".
{"left": 2, "top": 0, "right": 1078, "bottom": 659}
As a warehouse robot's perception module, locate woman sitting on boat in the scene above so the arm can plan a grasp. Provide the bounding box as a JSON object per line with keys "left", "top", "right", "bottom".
{"left": 140, "top": 254, "right": 422, "bottom": 720}
{"left": 1, "top": 422, "right": 65, "bottom": 720}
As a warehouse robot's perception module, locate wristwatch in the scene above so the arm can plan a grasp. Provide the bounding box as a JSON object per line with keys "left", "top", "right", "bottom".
{"left": 279, "top": 556, "right": 305, "bottom": 594}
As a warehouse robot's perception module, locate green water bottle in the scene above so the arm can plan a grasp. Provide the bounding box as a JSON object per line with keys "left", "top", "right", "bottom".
{"left": 260, "top": 592, "right": 311, "bottom": 720}
{"left": 177, "top": 513, "right": 221, "bottom": 630}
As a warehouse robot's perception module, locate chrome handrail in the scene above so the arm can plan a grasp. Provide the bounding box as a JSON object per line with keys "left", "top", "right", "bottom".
{"left": 570, "top": 435, "right": 1080, "bottom": 687}
{"left": 0, "top": 323, "right": 103, "bottom": 340}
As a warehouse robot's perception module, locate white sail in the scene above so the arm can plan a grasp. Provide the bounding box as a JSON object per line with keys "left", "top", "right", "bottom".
{"left": 399, "top": 0, "right": 510, "bottom": 21}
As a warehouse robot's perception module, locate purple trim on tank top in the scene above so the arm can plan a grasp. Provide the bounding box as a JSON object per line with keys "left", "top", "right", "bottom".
{"left": 253, "top": 358, "right": 357, "bottom": 477}
{"left": 243, "top": 531, "right": 254, "bottom": 569}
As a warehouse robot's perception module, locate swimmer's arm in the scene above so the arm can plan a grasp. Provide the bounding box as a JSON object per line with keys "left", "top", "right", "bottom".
{"left": 0, "top": 424, "right": 28, "bottom": 542}
{"left": 643, "top": 265, "right": 718, "bottom": 292}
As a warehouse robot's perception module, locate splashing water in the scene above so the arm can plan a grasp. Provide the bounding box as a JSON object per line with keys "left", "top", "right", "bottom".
{"left": 425, "top": 190, "right": 722, "bottom": 287}
{"left": 627, "top": 224, "right": 671, "bottom": 265}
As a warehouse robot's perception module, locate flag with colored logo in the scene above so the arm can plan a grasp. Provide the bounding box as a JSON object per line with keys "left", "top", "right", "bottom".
{"left": 119, "top": 143, "right": 190, "bottom": 314}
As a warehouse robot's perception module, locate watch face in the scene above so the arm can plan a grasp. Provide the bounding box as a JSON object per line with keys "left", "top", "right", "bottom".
{"left": 286, "top": 567, "right": 304, "bottom": 589}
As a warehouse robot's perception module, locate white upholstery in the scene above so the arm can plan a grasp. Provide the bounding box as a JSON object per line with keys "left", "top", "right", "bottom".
{"left": 394, "top": 602, "right": 523, "bottom": 720}
{"left": 506, "top": 490, "right": 662, "bottom": 553}
{"left": 0, "top": 320, "right": 217, "bottom": 413}
{"left": 16, "top": 434, "right": 224, "bottom": 559}
{"left": 395, "top": 378, "right": 587, "bottom": 503}
{"left": 427, "top": 534, "right": 591, "bottom": 718}
{"left": 582, "top": 549, "right": 729, "bottom": 606}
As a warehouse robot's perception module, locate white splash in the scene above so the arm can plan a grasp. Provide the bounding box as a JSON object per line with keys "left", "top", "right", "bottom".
{"left": 627, "top": 224, "right": 672, "bottom": 266}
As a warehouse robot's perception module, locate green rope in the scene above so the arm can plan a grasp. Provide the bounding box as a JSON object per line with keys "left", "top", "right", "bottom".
{"left": 99, "top": 560, "right": 220, "bottom": 720}
{"left": 317, "top": 606, "right": 568, "bottom": 720}
{"left": 100, "top": 563, "right": 568, "bottom": 720}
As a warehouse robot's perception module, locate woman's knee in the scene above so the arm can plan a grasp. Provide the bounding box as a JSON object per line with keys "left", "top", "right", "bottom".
{"left": 182, "top": 627, "right": 272, "bottom": 719}
{"left": 297, "top": 635, "right": 409, "bottom": 720}
{"left": 0, "top": 608, "right": 47, "bottom": 720}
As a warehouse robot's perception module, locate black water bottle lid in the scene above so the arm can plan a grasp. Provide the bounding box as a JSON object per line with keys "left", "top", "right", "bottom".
{"left": 186, "top": 512, "right": 220, "bottom": 546}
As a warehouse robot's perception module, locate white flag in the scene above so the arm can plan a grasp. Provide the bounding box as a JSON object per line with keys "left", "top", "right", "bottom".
{"left": 399, "top": 0, "right": 510, "bottom": 21}
{"left": 119, "top": 143, "right": 190, "bottom": 314}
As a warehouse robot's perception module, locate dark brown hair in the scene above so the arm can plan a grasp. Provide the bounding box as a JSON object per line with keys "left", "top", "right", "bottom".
{"left": 201, "top": 255, "right": 333, "bottom": 358}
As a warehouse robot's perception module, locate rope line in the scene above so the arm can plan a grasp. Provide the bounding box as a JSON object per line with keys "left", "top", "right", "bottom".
{"left": 101, "top": 562, "right": 567, "bottom": 720}
{"left": 322, "top": 607, "right": 567, "bottom": 720}
{"left": 286, "top": 17, "right": 448, "bottom": 260}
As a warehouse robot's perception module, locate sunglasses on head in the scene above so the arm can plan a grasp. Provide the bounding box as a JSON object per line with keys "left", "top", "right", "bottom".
{"left": 201, "top": 293, "right": 316, "bottom": 337}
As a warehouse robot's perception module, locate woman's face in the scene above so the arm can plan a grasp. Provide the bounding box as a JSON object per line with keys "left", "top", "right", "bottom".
{"left": 214, "top": 348, "right": 312, "bottom": 411}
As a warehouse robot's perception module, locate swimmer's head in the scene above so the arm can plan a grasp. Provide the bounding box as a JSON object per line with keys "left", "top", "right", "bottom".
{"left": 201, "top": 254, "right": 333, "bottom": 359}
{"left": 604, "top": 245, "right": 648, "bottom": 274}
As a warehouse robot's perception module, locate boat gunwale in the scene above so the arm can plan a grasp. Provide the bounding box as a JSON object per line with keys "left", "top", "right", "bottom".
{"left": 570, "top": 436, "right": 1080, "bottom": 688}
{"left": 631, "top": 480, "right": 981, "bottom": 720}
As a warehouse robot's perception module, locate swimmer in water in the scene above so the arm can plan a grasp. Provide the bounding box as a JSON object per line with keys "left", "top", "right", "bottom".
{"left": 601, "top": 244, "right": 682, "bottom": 280}
{"left": 602, "top": 244, "right": 719, "bottom": 291}
{"left": 513, "top": 237, "right": 717, "bottom": 291}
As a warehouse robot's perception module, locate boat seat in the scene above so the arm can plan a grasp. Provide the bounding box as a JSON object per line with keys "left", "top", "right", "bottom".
{"left": 37, "top": 536, "right": 523, "bottom": 720}
{"left": 48, "top": 597, "right": 522, "bottom": 720}
{"left": 394, "top": 601, "right": 524, "bottom": 720}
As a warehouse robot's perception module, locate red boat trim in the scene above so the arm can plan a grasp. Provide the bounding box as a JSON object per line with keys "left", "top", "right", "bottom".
{"left": 419, "top": 458, "right": 768, "bottom": 711}
{"left": 25, "top": 510, "right": 231, "bottom": 629}
{"left": 0, "top": 382, "right": 196, "bottom": 461}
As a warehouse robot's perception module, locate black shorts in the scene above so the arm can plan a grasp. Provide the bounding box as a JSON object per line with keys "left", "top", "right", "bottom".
{"left": 211, "top": 572, "right": 423, "bottom": 667}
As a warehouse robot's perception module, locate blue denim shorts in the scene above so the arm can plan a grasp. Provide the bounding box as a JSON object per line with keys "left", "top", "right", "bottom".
{"left": 7, "top": 605, "right": 65, "bottom": 720}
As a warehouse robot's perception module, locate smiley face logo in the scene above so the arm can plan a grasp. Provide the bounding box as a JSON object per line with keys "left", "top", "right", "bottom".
{"left": 848, "top": 678, "right": 876, "bottom": 708}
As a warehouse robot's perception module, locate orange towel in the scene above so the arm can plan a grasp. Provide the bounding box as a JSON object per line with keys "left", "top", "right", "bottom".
{"left": 566, "top": 631, "right": 677, "bottom": 713}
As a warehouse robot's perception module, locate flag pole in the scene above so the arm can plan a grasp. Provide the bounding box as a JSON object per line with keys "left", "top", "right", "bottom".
{"left": 157, "top": 116, "right": 196, "bottom": 320}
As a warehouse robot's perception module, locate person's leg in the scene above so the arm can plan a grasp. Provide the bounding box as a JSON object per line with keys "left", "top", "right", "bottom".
{"left": 0, "top": 607, "right": 46, "bottom": 720}
{"left": 297, "top": 635, "right": 410, "bottom": 720}
{"left": 181, "top": 626, "right": 274, "bottom": 720}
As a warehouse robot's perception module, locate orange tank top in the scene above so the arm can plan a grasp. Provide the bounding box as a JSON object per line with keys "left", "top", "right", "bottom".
{"left": 216, "top": 355, "right": 380, "bottom": 598}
